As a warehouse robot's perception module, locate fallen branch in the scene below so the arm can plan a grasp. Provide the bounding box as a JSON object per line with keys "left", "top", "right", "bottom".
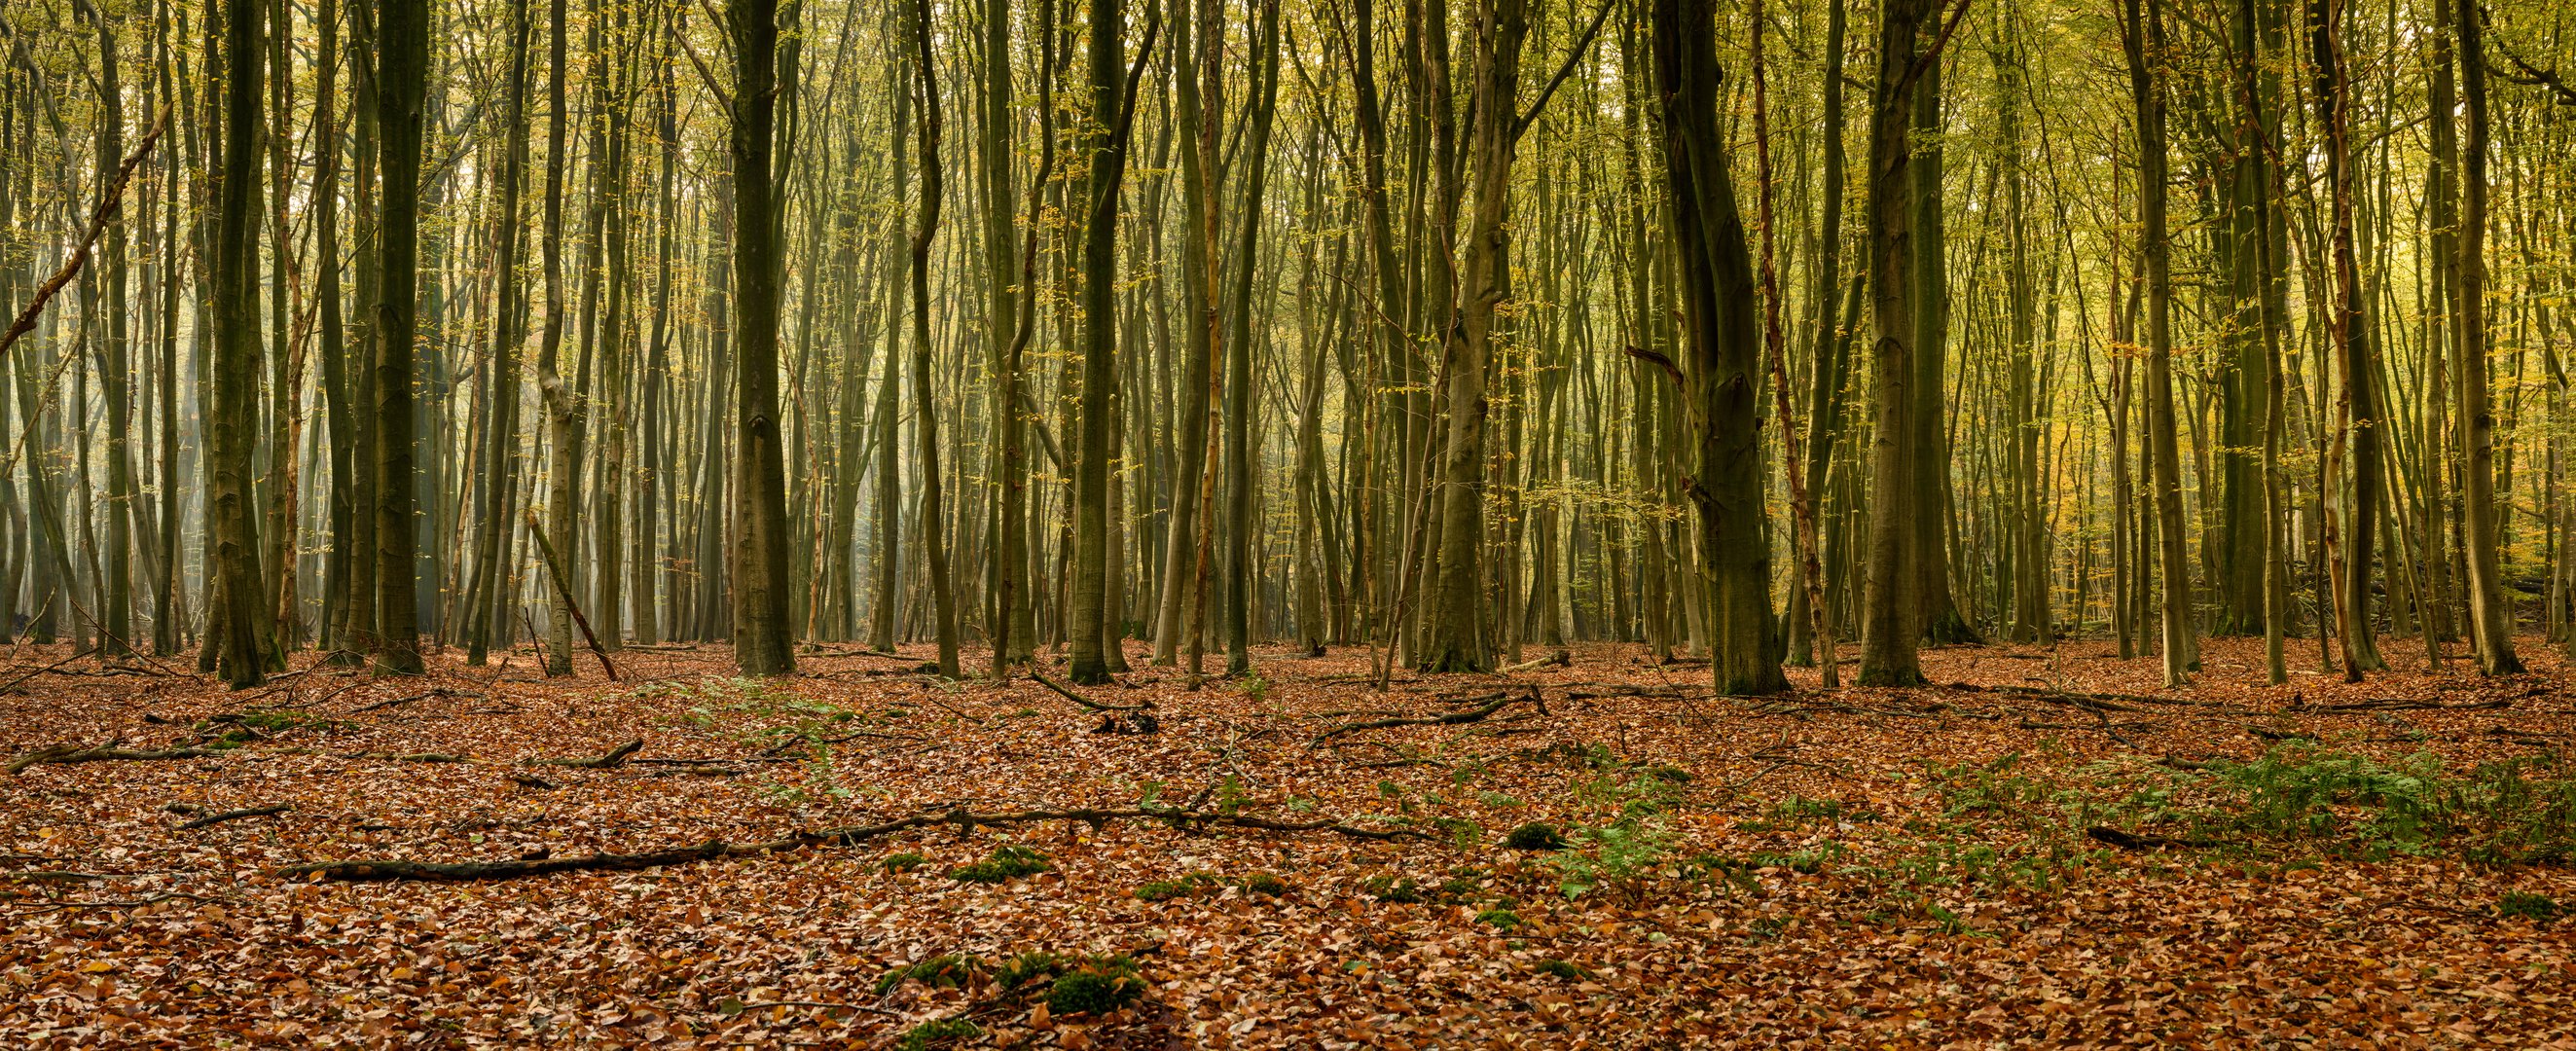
{"left": 1948, "top": 683, "right": 2143, "bottom": 712}
{"left": 530, "top": 740, "right": 643, "bottom": 769}
{"left": 2086, "top": 826, "right": 2217, "bottom": 851}
{"left": 353, "top": 687, "right": 481, "bottom": 713}
{"left": 13, "top": 890, "right": 227, "bottom": 916}
{"left": 523, "top": 507, "right": 621, "bottom": 681}
{"left": 338, "top": 751, "right": 477, "bottom": 764}
{"left": 1029, "top": 670, "right": 1152, "bottom": 712}
{"left": 274, "top": 804, "right": 1428, "bottom": 883}
{"left": 9, "top": 743, "right": 216, "bottom": 775}
{"left": 1499, "top": 649, "right": 1571, "bottom": 673}
{"left": 177, "top": 804, "right": 292, "bottom": 830}
{"left": 2307, "top": 697, "right": 2511, "bottom": 713}
{"left": 1313, "top": 688, "right": 1545, "bottom": 743}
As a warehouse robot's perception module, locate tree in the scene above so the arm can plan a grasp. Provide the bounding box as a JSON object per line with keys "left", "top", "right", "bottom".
{"left": 2125, "top": 0, "right": 2193, "bottom": 687}
{"left": 373, "top": 0, "right": 427, "bottom": 676}
{"left": 2451, "top": 0, "right": 2522, "bottom": 673}
{"left": 206, "top": 0, "right": 269, "bottom": 687}
{"left": 1068, "top": 0, "right": 1150, "bottom": 684}
{"left": 1662, "top": 0, "right": 1788, "bottom": 695}
{"left": 908, "top": 0, "right": 960, "bottom": 677}
{"left": 1222, "top": 0, "right": 1282, "bottom": 677}
{"left": 728, "top": 0, "right": 794, "bottom": 675}
{"left": 1857, "top": 0, "right": 1940, "bottom": 687}
{"left": 462, "top": 0, "right": 533, "bottom": 667}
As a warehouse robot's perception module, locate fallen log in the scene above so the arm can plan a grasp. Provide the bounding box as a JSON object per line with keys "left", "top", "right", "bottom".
{"left": 9, "top": 743, "right": 216, "bottom": 775}
{"left": 1313, "top": 688, "right": 1545, "bottom": 743}
{"left": 274, "top": 804, "right": 1429, "bottom": 883}
{"left": 177, "top": 804, "right": 292, "bottom": 830}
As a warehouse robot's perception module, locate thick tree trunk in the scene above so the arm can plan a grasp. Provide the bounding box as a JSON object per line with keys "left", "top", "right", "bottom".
{"left": 1420, "top": 0, "right": 1529, "bottom": 674}
{"left": 373, "top": 0, "right": 427, "bottom": 675}
{"left": 1068, "top": 0, "right": 1145, "bottom": 684}
{"left": 1656, "top": 0, "right": 1786, "bottom": 696}
{"left": 728, "top": 0, "right": 795, "bottom": 675}
{"left": 1858, "top": 0, "right": 1935, "bottom": 686}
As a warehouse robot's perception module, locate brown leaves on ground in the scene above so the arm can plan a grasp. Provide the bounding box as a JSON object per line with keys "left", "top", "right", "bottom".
{"left": 2, "top": 636, "right": 2573, "bottom": 1048}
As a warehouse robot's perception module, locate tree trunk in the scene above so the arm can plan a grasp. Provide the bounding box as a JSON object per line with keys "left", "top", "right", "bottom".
{"left": 373, "top": 0, "right": 427, "bottom": 675}
{"left": 728, "top": 0, "right": 795, "bottom": 675}
{"left": 1657, "top": 0, "right": 1787, "bottom": 696}
{"left": 1858, "top": 0, "right": 1935, "bottom": 686}
{"left": 2451, "top": 0, "right": 2521, "bottom": 673}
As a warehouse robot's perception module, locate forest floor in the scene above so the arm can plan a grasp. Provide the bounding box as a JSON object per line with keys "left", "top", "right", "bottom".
{"left": 2, "top": 634, "right": 2574, "bottom": 1048}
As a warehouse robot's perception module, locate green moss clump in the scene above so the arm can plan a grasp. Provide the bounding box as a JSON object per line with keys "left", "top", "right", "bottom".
{"left": 1134, "top": 879, "right": 1196, "bottom": 902}
{"left": 1535, "top": 959, "right": 1589, "bottom": 981}
{"left": 1361, "top": 874, "right": 1423, "bottom": 903}
{"left": 1044, "top": 956, "right": 1145, "bottom": 1016}
{"left": 949, "top": 845, "right": 1051, "bottom": 884}
{"left": 1235, "top": 872, "right": 1289, "bottom": 897}
{"left": 1504, "top": 822, "right": 1569, "bottom": 851}
{"left": 881, "top": 852, "right": 928, "bottom": 873}
{"left": 894, "top": 1018, "right": 980, "bottom": 1050}
{"left": 1473, "top": 907, "right": 1521, "bottom": 930}
{"left": 995, "top": 951, "right": 1069, "bottom": 991}
{"left": 2501, "top": 891, "right": 2563, "bottom": 924}
{"left": 874, "top": 954, "right": 983, "bottom": 996}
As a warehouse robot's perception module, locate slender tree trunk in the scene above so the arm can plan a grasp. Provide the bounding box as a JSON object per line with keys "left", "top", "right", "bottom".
{"left": 2451, "top": 0, "right": 2521, "bottom": 673}
{"left": 1221, "top": 0, "right": 1281, "bottom": 676}
{"left": 907, "top": 0, "right": 959, "bottom": 676}
{"left": 464, "top": 0, "right": 532, "bottom": 666}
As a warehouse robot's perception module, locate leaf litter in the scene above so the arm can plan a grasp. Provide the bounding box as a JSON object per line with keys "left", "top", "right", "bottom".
{"left": 1, "top": 637, "right": 2572, "bottom": 1047}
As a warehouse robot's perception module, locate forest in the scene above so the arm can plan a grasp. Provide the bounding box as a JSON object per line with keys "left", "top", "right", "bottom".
{"left": 1, "top": 0, "right": 2574, "bottom": 1042}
